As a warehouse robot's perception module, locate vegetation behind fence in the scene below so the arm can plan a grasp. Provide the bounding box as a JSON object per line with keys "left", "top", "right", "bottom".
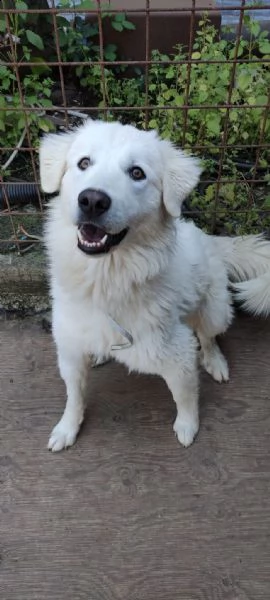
{"left": 0, "top": 0, "right": 269, "bottom": 254}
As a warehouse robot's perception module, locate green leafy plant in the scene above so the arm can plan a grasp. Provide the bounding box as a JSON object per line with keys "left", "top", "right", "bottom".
{"left": 0, "top": 1, "right": 54, "bottom": 173}
{"left": 144, "top": 15, "right": 270, "bottom": 155}
{"left": 1, "top": 3, "right": 269, "bottom": 236}
{"left": 140, "top": 13, "right": 270, "bottom": 234}
{"left": 56, "top": 0, "right": 135, "bottom": 103}
{"left": 88, "top": 12, "right": 269, "bottom": 235}
{"left": 0, "top": 0, "right": 135, "bottom": 174}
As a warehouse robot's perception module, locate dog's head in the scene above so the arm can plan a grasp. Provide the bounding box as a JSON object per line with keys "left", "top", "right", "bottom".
{"left": 40, "top": 119, "right": 201, "bottom": 256}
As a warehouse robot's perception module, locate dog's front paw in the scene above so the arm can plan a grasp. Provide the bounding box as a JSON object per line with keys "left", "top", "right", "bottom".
{"left": 173, "top": 415, "right": 199, "bottom": 447}
{"left": 48, "top": 417, "right": 81, "bottom": 452}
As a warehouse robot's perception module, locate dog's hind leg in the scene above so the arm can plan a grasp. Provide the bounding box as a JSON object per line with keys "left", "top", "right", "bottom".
{"left": 194, "top": 280, "right": 233, "bottom": 383}
{"left": 48, "top": 349, "right": 88, "bottom": 452}
{"left": 159, "top": 324, "right": 199, "bottom": 447}
{"left": 90, "top": 354, "right": 111, "bottom": 368}
{"left": 198, "top": 334, "right": 229, "bottom": 383}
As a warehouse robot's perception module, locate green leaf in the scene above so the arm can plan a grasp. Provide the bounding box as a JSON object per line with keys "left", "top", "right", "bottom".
{"left": 0, "top": 65, "right": 9, "bottom": 78}
{"left": 259, "top": 41, "right": 270, "bottom": 54}
{"left": 163, "top": 89, "right": 174, "bottom": 100}
{"left": 191, "top": 52, "right": 201, "bottom": 59}
{"left": 15, "top": 0, "right": 27, "bottom": 20}
{"left": 114, "top": 13, "right": 125, "bottom": 23}
{"left": 256, "top": 95, "right": 268, "bottom": 105}
{"left": 77, "top": 0, "right": 95, "bottom": 10}
{"left": 165, "top": 67, "right": 175, "bottom": 80}
{"left": 30, "top": 57, "right": 51, "bottom": 75}
{"left": 25, "top": 95, "right": 39, "bottom": 105}
{"left": 123, "top": 20, "right": 136, "bottom": 30}
{"left": 205, "top": 184, "right": 215, "bottom": 203}
{"left": 26, "top": 30, "right": 44, "bottom": 50}
{"left": 111, "top": 22, "right": 123, "bottom": 32}
{"left": 262, "top": 195, "right": 270, "bottom": 209}
{"left": 198, "top": 91, "right": 208, "bottom": 102}
{"left": 104, "top": 43, "right": 117, "bottom": 61}
{"left": 249, "top": 20, "right": 260, "bottom": 37}
{"left": 0, "top": 17, "right": 6, "bottom": 32}
{"left": 174, "top": 95, "right": 184, "bottom": 107}
{"left": 15, "top": 0, "right": 28, "bottom": 8}
{"left": 148, "top": 119, "right": 158, "bottom": 129}
{"left": 220, "top": 183, "right": 235, "bottom": 204}
{"left": 205, "top": 113, "right": 221, "bottom": 135}
{"left": 40, "top": 98, "right": 53, "bottom": 107}
{"left": 38, "top": 118, "right": 54, "bottom": 133}
{"left": 17, "top": 116, "right": 26, "bottom": 129}
{"left": 237, "top": 72, "right": 251, "bottom": 92}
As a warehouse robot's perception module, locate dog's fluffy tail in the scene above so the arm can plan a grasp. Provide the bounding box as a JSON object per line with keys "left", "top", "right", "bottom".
{"left": 215, "top": 234, "right": 270, "bottom": 316}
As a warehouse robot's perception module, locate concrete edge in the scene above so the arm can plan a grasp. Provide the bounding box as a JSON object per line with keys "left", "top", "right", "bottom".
{"left": 0, "top": 250, "right": 51, "bottom": 314}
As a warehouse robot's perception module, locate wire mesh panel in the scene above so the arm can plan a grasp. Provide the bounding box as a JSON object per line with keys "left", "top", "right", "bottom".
{"left": 0, "top": 0, "right": 269, "bottom": 254}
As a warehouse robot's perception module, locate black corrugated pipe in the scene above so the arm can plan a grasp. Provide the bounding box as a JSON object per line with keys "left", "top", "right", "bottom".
{"left": 0, "top": 183, "right": 44, "bottom": 209}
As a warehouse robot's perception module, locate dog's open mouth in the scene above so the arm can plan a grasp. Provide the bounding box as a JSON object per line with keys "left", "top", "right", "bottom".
{"left": 77, "top": 223, "right": 128, "bottom": 255}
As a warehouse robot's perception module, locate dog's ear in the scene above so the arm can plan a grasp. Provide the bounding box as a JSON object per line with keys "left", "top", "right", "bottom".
{"left": 39, "top": 130, "right": 75, "bottom": 193}
{"left": 161, "top": 141, "right": 202, "bottom": 217}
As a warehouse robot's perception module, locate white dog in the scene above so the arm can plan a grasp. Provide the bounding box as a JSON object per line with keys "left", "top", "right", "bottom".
{"left": 40, "top": 119, "right": 270, "bottom": 452}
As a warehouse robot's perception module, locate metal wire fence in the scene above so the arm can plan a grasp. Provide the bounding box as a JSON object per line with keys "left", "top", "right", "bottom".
{"left": 0, "top": 0, "right": 269, "bottom": 253}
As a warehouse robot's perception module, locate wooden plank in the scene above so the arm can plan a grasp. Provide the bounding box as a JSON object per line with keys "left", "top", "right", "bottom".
{"left": 0, "top": 313, "right": 269, "bottom": 600}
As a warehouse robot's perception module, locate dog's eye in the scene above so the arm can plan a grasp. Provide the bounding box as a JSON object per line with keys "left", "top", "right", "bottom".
{"left": 128, "top": 166, "right": 146, "bottom": 181}
{"left": 78, "top": 157, "right": 91, "bottom": 170}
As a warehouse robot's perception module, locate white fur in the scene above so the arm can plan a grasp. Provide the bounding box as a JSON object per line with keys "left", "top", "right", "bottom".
{"left": 232, "top": 272, "right": 270, "bottom": 316}
{"left": 40, "top": 119, "right": 270, "bottom": 451}
{"left": 216, "top": 235, "right": 270, "bottom": 315}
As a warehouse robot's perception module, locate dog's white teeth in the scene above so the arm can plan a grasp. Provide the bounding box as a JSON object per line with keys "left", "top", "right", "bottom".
{"left": 77, "top": 229, "right": 84, "bottom": 243}
{"left": 78, "top": 230, "right": 108, "bottom": 249}
{"left": 78, "top": 237, "right": 106, "bottom": 249}
{"left": 84, "top": 241, "right": 98, "bottom": 248}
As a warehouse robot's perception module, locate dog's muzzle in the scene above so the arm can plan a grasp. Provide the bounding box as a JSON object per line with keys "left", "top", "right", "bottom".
{"left": 77, "top": 188, "right": 128, "bottom": 255}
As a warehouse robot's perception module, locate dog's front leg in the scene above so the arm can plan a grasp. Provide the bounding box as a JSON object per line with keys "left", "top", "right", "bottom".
{"left": 159, "top": 326, "right": 199, "bottom": 447}
{"left": 48, "top": 350, "right": 88, "bottom": 452}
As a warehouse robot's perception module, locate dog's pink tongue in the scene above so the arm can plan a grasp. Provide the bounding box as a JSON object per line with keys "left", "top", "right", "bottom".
{"left": 81, "top": 224, "right": 106, "bottom": 242}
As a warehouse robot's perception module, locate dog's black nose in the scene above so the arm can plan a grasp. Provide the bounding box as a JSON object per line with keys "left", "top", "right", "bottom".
{"left": 78, "top": 189, "right": 111, "bottom": 218}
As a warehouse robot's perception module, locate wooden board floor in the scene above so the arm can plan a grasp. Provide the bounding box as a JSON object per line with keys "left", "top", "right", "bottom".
{"left": 0, "top": 313, "right": 269, "bottom": 600}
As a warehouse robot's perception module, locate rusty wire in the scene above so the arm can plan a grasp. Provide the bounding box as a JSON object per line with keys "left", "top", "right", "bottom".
{"left": 0, "top": 58, "right": 269, "bottom": 67}
{"left": 211, "top": 0, "right": 246, "bottom": 231}
{"left": 97, "top": 0, "right": 108, "bottom": 115}
{"left": 182, "top": 0, "right": 196, "bottom": 146}
{"left": 51, "top": 0, "right": 69, "bottom": 128}
{"left": 0, "top": 5, "right": 269, "bottom": 13}
{"left": 144, "top": 0, "right": 151, "bottom": 128}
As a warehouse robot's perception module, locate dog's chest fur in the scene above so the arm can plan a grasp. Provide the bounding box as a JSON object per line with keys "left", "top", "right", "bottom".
{"left": 47, "top": 205, "right": 220, "bottom": 373}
